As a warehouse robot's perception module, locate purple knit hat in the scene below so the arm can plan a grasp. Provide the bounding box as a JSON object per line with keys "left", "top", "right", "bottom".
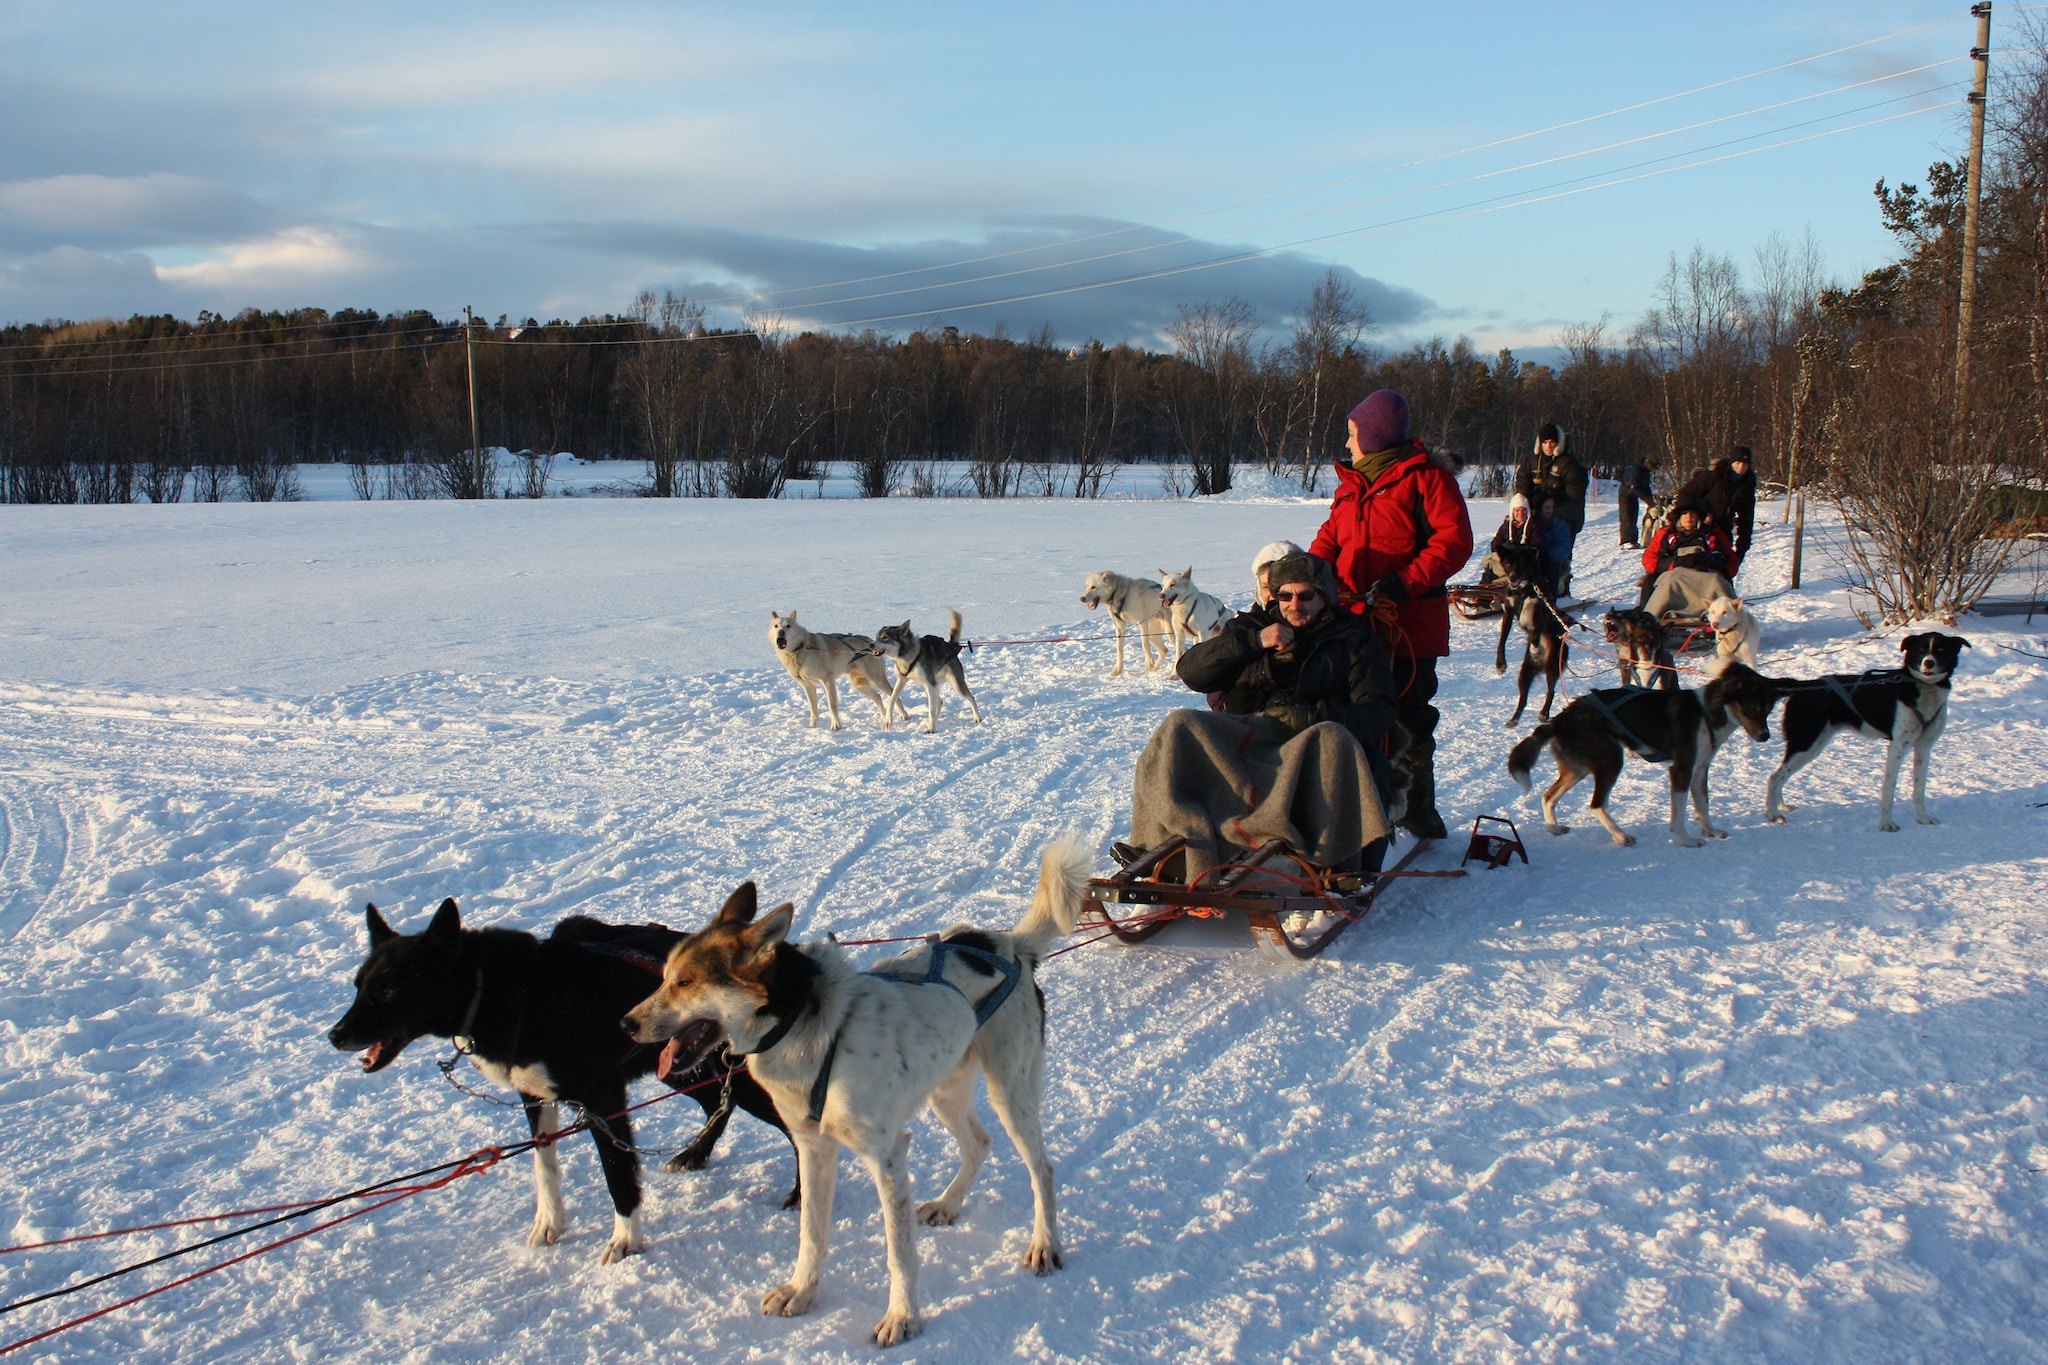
{"left": 1347, "top": 390, "right": 1410, "bottom": 454}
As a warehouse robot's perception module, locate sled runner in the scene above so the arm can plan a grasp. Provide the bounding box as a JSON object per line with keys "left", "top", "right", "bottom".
{"left": 1659, "top": 610, "right": 1719, "bottom": 656}
{"left": 1084, "top": 833, "right": 1467, "bottom": 963}
{"left": 1449, "top": 581, "right": 1515, "bottom": 620}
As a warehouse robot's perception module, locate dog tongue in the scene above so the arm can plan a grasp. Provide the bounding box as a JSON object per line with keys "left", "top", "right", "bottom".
{"left": 657, "top": 1036, "right": 680, "bottom": 1080}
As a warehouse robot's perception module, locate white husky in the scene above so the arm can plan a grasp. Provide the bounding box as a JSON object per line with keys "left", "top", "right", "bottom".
{"left": 1704, "top": 593, "right": 1761, "bottom": 668}
{"left": 1158, "top": 566, "right": 1231, "bottom": 649}
{"left": 768, "top": 610, "right": 902, "bottom": 730}
{"left": 1080, "top": 570, "right": 1171, "bottom": 675}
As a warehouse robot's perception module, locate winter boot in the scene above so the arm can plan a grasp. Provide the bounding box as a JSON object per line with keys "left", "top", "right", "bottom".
{"left": 1397, "top": 733, "right": 1448, "bottom": 841}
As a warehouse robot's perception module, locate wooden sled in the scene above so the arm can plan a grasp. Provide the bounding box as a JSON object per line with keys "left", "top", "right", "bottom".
{"left": 1084, "top": 835, "right": 1465, "bottom": 963}
{"left": 1450, "top": 581, "right": 1514, "bottom": 620}
{"left": 1659, "top": 611, "right": 1718, "bottom": 655}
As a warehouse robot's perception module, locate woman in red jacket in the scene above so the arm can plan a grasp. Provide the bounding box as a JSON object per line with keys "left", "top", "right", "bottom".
{"left": 1309, "top": 390, "right": 1474, "bottom": 839}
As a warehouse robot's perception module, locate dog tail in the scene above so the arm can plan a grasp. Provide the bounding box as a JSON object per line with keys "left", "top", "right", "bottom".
{"left": 1013, "top": 831, "right": 1093, "bottom": 958}
{"left": 1507, "top": 724, "right": 1553, "bottom": 795}
{"left": 947, "top": 608, "right": 962, "bottom": 644}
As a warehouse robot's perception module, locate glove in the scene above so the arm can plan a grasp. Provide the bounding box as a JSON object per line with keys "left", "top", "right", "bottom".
{"left": 1372, "top": 573, "right": 1409, "bottom": 605}
{"left": 1263, "top": 700, "right": 1324, "bottom": 736}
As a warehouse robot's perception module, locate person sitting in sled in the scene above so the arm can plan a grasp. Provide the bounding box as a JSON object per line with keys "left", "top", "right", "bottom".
{"left": 1637, "top": 499, "right": 1734, "bottom": 618}
{"left": 1480, "top": 493, "right": 1536, "bottom": 583}
{"left": 1118, "top": 552, "right": 1404, "bottom": 883}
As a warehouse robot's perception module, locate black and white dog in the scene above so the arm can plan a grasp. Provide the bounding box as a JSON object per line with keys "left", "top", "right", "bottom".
{"left": 874, "top": 609, "right": 985, "bottom": 734}
{"left": 1491, "top": 541, "right": 1571, "bottom": 726}
{"left": 1765, "top": 631, "right": 1970, "bottom": 832}
{"left": 1508, "top": 661, "right": 1784, "bottom": 847}
{"left": 328, "top": 900, "right": 797, "bottom": 1264}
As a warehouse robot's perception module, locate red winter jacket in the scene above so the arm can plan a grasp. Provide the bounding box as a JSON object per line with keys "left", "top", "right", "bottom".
{"left": 1309, "top": 443, "right": 1475, "bottom": 657}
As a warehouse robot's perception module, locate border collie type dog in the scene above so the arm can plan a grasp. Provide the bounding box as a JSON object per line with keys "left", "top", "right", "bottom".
{"left": 1080, "top": 570, "right": 1170, "bottom": 676}
{"left": 874, "top": 609, "right": 984, "bottom": 734}
{"left": 1765, "top": 631, "right": 1969, "bottom": 832}
{"left": 1705, "top": 593, "right": 1762, "bottom": 668}
{"left": 622, "top": 835, "right": 1090, "bottom": 1347}
{"left": 1507, "top": 661, "right": 1784, "bottom": 847}
{"left": 769, "top": 610, "right": 902, "bottom": 731}
{"left": 1602, "top": 608, "right": 1677, "bottom": 690}
{"left": 329, "top": 901, "right": 797, "bottom": 1264}
{"left": 1158, "top": 567, "right": 1230, "bottom": 649}
{"left": 1490, "top": 542, "right": 1570, "bottom": 726}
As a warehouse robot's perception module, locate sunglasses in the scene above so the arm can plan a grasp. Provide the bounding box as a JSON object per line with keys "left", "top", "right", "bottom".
{"left": 1275, "top": 588, "right": 1321, "bottom": 603}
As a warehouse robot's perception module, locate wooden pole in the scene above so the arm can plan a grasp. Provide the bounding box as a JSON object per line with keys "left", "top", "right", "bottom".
{"left": 1791, "top": 491, "right": 1805, "bottom": 589}
{"left": 1956, "top": 2, "right": 1993, "bottom": 409}
{"left": 464, "top": 305, "right": 482, "bottom": 495}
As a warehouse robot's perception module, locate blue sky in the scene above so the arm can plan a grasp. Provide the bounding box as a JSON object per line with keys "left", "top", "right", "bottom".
{"left": 0, "top": 1, "right": 1989, "bottom": 354}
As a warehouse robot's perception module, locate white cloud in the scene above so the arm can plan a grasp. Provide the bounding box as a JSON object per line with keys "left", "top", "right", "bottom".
{"left": 0, "top": 173, "right": 274, "bottom": 243}
{"left": 156, "top": 226, "right": 373, "bottom": 290}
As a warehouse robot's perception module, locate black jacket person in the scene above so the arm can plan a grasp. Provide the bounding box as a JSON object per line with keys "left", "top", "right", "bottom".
{"left": 1177, "top": 554, "right": 1400, "bottom": 799}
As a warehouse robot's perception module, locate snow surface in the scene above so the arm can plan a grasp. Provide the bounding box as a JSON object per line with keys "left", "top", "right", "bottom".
{"left": 1, "top": 482, "right": 2045, "bottom": 1363}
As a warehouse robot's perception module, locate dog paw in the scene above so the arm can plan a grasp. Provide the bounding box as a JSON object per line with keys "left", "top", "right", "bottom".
{"left": 1878, "top": 821, "right": 1901, "bottom": 833}
{"left": 599, "top": 1236, "right": 642, "bottom": 1266}
{"left": 872, "top": 1310, "right": 923, "bottom": 1347}
{"left": 781, "top": 1184, "right": 802, "bottom": 1210}
{"left": 1544, "top": 822, "right": 1570, "bottom": 836}
{"left": 1612, "top": 832, "right": 1637, "bottom": 847}
{"left": 762, "top": 1281, "right": 817, "bottom": 1317}
{"left": 663, "top": 1145, "right": 712, "bottom": 1173}
{"left": 1764, "top": 812, "right": 1787, "bottom": 825}
{"left": 1917, "top": 814, "right": 1941, "bottom": 826}
{"left": 1023, "top": 1240, "right": 1064, "bottom": 1276}
{"left": 526, "top": 1214, "right": 562, "bottom": 1249}
{"left": 1702, "top": 828, "right": 1729, "bottom": 840}
{"left": 916, "top": 1200, "right": 961, "bottom": 1226}
{"left": 1671, "top": 834, "right": 1703, "bottom": 848}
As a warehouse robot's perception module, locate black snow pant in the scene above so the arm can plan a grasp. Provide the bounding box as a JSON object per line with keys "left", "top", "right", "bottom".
{"left": 1619, "top": 491, "right": 1641, "bottom": 545}
{"left": 1391, "top": 654, "right": 1444, "bottom": 839}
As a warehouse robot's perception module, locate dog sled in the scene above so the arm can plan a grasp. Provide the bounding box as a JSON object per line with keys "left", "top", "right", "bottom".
{"left": 1082, "top": 822, "right": 1518, "bottom": 962}
{"left": 1659, "top": 610, "right": 1719, "bottom": 656}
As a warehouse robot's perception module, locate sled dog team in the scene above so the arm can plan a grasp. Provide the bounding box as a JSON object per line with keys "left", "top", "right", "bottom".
{"left": 333, "top": 835, "right": 1092, "bottom": 1347}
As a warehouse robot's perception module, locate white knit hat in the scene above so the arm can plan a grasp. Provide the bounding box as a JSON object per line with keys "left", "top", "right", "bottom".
{"left": 1509, "top": 493, "right": 1531, "bottom": 515}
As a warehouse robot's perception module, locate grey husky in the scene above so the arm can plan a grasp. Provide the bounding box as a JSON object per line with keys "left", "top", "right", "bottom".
{"left": 874, "top": 609, "right": 985, "bottom": 733}
{"left": 769, "top": 610, "right": 902, "bottom": 730}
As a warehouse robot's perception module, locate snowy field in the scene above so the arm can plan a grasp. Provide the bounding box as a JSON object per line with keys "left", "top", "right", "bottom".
{"left": 1, "top": 482, "right": 2046, "bottom": 1363}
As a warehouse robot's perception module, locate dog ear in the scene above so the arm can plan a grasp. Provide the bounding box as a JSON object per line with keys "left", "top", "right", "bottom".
{"left": 426, "top": 897, "right": 462, "bottom": 941}
{"left": 1955, "top": 636, "right": 1973, "bottom": 650}
{"left": 1728, "top": 597, "right": 1743, "bottom": 609}
{"left": 365, "top": 903, "right": 398, "bottom": 946}
{"left": 898, "top": 620, "right": 911, "bottom": 635}
{"left": 747, "top": 902, "right": 796, "bottom": 957}
{"left": 716, "top": 882, "right": 758, "bottom": 925}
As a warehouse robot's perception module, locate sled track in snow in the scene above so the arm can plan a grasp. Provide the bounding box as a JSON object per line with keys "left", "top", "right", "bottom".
{"left": 0, "top": 778, "right": 70, "bottom": 943}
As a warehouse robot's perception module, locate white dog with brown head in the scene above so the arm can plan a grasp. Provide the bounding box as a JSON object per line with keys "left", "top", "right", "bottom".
{"left": 622, "top": 835, "right": 1089, "bottom": 1347}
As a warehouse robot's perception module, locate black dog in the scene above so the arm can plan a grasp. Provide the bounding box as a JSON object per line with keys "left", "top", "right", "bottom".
{"left": 1491, "top": 542, "right": 1571, "bottom": 726}
{"left": 328, "top": 899, "right": 797, "bottom": 1264}
{"left": 1765, "top": 631, "right": 1969, "bottom": 832}
{"left": 1508, "top": 661, "right": 1784, "bottom": 847}
{"left": 1602, "top": 608, "right": 1677, "bottom": 690}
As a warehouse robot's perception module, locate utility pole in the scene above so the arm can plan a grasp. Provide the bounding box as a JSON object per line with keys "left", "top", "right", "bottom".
{"left": 463, "top": 305, "right": 483, "bottom": 495}
{"left": 1956, "top": 2, "right": 1993, "bottom": 410}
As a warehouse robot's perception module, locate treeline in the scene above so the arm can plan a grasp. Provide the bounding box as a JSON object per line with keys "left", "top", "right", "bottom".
{"left": 0, "top": 270, "right": 1806, "bottom": 505}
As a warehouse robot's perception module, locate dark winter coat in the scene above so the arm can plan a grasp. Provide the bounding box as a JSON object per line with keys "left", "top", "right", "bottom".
{"left": 1675, "top": 460, "right": 1757, "bottom": 563}
{"left": 1177, "top": 601, "right": 1400, "bottom": 755}
{"left": 1643, "top": 521, "right": 1732, "bottom": 578}
{"left": 1619, "top": 460, "right": 1655, "bottom": 504}
{"left": 1533, "top": 513, "right": 1573, "bottom": 567}
{"left": 1490, "top": 513, "right": 1534, "bottom": 555}
{"left": 1309, "top": 442, "right": 1474, "bottom": 658}
{"left": 1514, "top": 431, "right": 1591, "bottom": 534}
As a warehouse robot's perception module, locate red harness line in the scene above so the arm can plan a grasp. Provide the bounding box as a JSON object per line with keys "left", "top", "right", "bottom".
{"left": 0, "top": 1070, "right": 736, "bottom": 1356}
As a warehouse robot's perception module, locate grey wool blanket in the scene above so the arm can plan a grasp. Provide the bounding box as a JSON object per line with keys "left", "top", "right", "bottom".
{"left": 1130, "top": 709, "right": 1393, "bottom": 883}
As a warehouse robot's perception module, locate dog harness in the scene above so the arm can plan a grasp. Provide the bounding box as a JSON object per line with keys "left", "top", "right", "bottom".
{"left": 779, "top": 937, "right": 1025, "bottom": 1123}
{"left": 1583, "top": 689, "right": 1672, "bottom": 766}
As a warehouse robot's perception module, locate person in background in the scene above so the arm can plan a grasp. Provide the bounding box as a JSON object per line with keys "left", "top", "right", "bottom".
{"left": 1480, "top": 493, "right": 1535, "bottom": 583}
{"left": 1532, "top": 495, "right": 1573, "bottom": 599}
{"left": 1618, "top": 453, "right": 1657, "bottom": 550}
{"left": 1638, "top": 500, "right": 1733, "bottom": 617}
{"left": 1676, "top": 445, "right": 1758, "bottom": 577}
{"left": 1309, "top": 389, "right": 1473, "bottom": 840}
{"left": 1515, "top": 423, "right": 1589, "bottom": 591}
{"left": 1251, "top": 539, "right": 1306, "bottom": 605}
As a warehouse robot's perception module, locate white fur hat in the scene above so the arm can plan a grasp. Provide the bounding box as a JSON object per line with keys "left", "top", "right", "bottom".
{"left": 1509, "top": 492, "right": 1531, "bottom": 515}
{"left": 1252, "top": 539, "right": 1304, "bottom": 573}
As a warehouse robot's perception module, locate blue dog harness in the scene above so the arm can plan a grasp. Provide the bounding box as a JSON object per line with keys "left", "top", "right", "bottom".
{"left": 798, "top": 936, "right": 1023, "bottom": 1122}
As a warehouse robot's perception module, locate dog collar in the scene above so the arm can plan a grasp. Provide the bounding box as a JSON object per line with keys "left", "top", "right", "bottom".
{"left": 741, "top": 1007, "right": 802, "bottom": 1057}
{"left": 452, "top": 968, "right": 485, "bottom": 1047}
